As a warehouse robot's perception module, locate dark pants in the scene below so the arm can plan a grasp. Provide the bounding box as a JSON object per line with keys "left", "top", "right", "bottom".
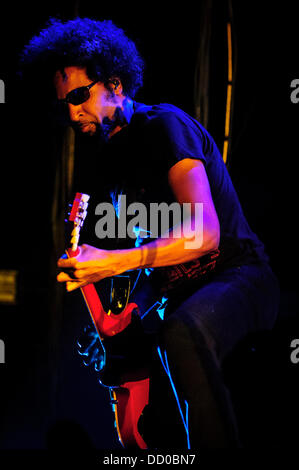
{"left": 143, "top": 262, "right": 280, "bottom": 449}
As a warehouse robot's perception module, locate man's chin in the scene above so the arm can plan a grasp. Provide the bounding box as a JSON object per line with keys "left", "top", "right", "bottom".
{"left": 80, "top": 123, "right": 97, "bottom": 135}
{"left": 72, "top": 122, "right": 109, "bottom": 142}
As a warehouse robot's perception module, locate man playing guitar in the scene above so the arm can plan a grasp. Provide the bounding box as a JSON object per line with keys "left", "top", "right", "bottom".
{"left": 20, "top": 17, "right": 280, "bottom": 448}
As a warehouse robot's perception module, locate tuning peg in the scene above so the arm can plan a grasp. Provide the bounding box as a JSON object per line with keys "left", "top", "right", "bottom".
{"left": 81, "top": 194, "right": 90, "bottom": 203}
{"left": 71, "top": 226, "right": 80, "bottom": 236}
{"left": 74, "top": 216, "right": 84, "bottom": 226}
{"left": 71, "top": 235, "right": 79, "bottom": 245}
{"left": 78, "top": 201, "right": 89, "bottom": 212}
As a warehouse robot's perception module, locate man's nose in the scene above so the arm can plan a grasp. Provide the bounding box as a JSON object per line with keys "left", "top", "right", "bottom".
{"left": 68, "top": 103, "right": 83, "bottom": 121}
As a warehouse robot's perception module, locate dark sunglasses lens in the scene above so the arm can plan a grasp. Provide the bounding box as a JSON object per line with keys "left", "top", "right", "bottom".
{"left": 67, "top": 87, "right": 90, "bottom": 105}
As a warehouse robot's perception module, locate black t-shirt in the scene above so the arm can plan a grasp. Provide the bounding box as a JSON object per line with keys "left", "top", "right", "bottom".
{"left": 75, "top": 102, "right": 269, "bottom": 296}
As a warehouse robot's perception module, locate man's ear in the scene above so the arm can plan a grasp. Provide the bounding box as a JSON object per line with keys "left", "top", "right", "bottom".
{"left": 107, "top": 77, "right": 123, "bottom": 95}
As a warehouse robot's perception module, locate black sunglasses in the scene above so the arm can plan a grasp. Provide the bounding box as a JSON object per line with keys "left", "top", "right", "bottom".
{"left": 59, "top": 80, "right": 99, "bottom": 106}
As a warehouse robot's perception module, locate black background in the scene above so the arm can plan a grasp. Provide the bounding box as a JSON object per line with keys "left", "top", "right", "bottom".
{"left": 0, "top": 0, "right": 298, "bottom": 453}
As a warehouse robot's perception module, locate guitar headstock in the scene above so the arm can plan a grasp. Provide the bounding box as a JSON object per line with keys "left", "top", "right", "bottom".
{"left": 67, "top": 192, "right": 90, "bottom": 254}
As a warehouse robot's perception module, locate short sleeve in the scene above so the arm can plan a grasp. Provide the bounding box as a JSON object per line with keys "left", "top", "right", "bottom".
{"left": 145, "top": 109, "right": 208, "bottom": 172}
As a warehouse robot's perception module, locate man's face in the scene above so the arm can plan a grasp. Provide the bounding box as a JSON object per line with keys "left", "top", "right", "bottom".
{"left": 54, "top": 66, "right": 121, "bottom": 137}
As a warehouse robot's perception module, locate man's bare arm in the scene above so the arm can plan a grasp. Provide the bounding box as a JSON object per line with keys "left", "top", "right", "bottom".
{"left": 57, "top": 158, "right": 220, "bottom": 290}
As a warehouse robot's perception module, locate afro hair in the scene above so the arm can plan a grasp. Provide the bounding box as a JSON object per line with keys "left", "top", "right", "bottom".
{"left": 19, "top": 17, "right": 145, "bottom": 98}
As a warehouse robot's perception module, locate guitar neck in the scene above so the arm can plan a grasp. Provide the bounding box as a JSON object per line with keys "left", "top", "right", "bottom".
{"left": 66, "top": 192, "right": 135, "bottom": 339}
{"left": 65, "top": 246, "right": 103, "bottom": 336}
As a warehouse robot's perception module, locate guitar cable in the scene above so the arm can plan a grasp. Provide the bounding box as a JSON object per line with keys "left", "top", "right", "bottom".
{"left": 157, "top": 346, "right": 191, "bottom": 449}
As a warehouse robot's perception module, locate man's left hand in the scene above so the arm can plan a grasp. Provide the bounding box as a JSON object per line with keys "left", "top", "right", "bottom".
{"left": 57, "top": 244, "right": 121, "bottom": 291}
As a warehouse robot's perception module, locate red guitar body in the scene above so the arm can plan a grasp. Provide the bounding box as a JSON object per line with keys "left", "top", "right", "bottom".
{"left": 67, "top": 247, "right": 149, "bottom": 449}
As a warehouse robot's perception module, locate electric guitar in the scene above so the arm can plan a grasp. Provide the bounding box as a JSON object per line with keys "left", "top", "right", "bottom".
{"left": 66, "top": 192, "right": 150, "bottom": 449}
